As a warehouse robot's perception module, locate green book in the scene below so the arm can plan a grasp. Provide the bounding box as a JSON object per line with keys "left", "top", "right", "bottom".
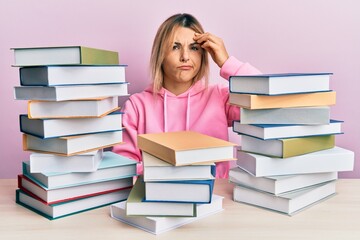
{"left": 241, "top": 134, "right": 336, "bottom": 158}
{"left": 126, "top": 177, "right": 196, "bottom": 217}
{"left": 12, "top": 46, "right": 119, "bottom": 66}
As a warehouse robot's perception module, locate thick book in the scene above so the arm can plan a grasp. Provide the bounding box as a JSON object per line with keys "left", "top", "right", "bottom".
{"left": 14, "top": 82, "right": 129, "bottom": 101}
{"left": 144, "top": 179, "right": 214, "bottom": 203}
{"left": 22, "top": 151, "right": 137, "bottom": 189}
{"left": 27, "top": 97, "right": 119, "bottom": 119}
{"left": 138, "top": 131, "right": 236, "bottom": 166}
{"left": 20, "top": 65, "right": 126, "bottom": 86}
{"left": 110, "top": 194, "right": 223, "bottom": 235}
{"left": 232, "top": 119, "right": 343, "bottom": 140}
{"left": 29, "top": 150, "right": 103, "bottom": 173}
{"left": 126, "top": 177, "right": 196, "bottom": 217}
{"left": 18, "top": 174, "right": 133, "bottom": 204}
{"left": 240, "top": 106, "right": 330, "bottom": 125}
{"left": 143, "top": 152, "right": 215, "bottom": 181}
{"left": 241, "top": 134, "right": 335, "bottom": 158}
{"left": 229, "top": 73, "right": 331, "bottom": 95}
{"left": 233, "top": 181, "right": 336, "bottom": 216}
{"left": 229, "top": 167, "right": 337, "bottom": 195}
{"left": 12, "top": 46, "right": 119, "bottom": 66}
{"left": 236, "top": 146, "right": 354, "bottom": 177}
{"left": 20, "top": 112, "right": 123, "bottom": 138}
{"left": 229, "top": 91, "right": 336, "bottom": 110}
{"left": 23, "top": 130, "right": 123, "bottom": 156}
{"left": 16, "top": 188, "right": 130, "bottom": 220}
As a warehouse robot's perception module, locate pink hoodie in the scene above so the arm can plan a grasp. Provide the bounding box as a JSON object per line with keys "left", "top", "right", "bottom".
{"left": 113, "top": 56, "right": 261, "bottom": 178}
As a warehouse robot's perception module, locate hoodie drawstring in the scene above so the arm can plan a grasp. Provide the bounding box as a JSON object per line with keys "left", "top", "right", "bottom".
{"left": 186, "top": 93, "right": 190, "bottom": 131}
{"left": 164, "top": 92, "right": 168, "bottom": 132}
{"left": 163, "top": 92, "right": 191, "bottom": 132}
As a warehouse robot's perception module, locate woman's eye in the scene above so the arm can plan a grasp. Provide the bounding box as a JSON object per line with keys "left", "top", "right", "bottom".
{"left": 172, "top": 45, "right": 180, "bottom": 50}
{"left": 191, "top": 46, "right": 199, "bottom": 51}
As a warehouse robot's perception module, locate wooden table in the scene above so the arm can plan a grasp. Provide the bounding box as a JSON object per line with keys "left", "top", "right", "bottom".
{"left": 1, "top": 179, "right": 359, "bottom": 240}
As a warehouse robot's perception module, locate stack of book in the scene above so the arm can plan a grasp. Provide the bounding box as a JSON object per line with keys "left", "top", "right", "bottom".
{"left": 228, "top": 73, "right": 355, "bottom": 216}
{"left": 110, "top": 131, "right": 236, "bottom": 234}
{"left": 12, "top": 46, "right": 137, "bottom": 219}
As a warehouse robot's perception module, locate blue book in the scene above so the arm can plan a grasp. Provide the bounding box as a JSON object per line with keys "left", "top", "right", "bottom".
{"left": 232, "top": 119, "right": 343, "bottom": 140}
{"left": 144, "top": 179, "right": 215, "bottom": 204}
{"left": 22, "top": 151, "right": 137, "bottom": 189}
{"left": 229, "top": 73, "right": 332, "bottom": 95}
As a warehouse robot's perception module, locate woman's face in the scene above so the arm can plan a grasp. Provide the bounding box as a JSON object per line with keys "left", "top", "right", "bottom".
{"left": 162, "top": 26, "right": 202, "bottom": 87}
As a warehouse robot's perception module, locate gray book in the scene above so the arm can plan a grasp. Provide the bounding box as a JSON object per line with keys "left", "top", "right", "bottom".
{"left": 240, "top": 106, "right": 330, "bottom": 125}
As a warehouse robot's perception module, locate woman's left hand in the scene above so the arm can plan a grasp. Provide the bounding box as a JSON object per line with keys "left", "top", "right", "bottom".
{"left": 194, "top": 32, "right": 229, "bottom": 68}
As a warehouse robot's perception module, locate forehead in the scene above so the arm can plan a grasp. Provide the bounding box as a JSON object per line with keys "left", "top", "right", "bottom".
{"left": 171, "top": 26, "right": 196, "bottom": 42}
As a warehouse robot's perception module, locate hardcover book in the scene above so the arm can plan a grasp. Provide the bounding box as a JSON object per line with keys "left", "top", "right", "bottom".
{"left": 138, "top": 131, "right": 236, "bottom": 166}
{"left": 229, "top": 73, "right": 331, "bottom": 95}
{"left": 12, "top": 46, "right": 119, "bottom": 66}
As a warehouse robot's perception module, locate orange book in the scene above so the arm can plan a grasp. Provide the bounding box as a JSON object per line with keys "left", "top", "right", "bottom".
{"left": 137, "top": 131, "right": 236, "bottom": 166}
{"left": 229, "top": 91, "right": 336, "bottom": 110}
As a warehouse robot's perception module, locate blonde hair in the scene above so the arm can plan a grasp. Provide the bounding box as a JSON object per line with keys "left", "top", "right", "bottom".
{"left": 150, "top": 13, "right": 209, "bottom": 94}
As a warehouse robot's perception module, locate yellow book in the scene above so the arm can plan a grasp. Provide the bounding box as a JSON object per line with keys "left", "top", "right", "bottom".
{"left": 241, "top": 135, "right": 336, "bottom": 158}
{"left": 229, "top": 91, "right": 336, "bottom": 109}
{"left": 137, "top": 131, "right": 236, "bottom": 166}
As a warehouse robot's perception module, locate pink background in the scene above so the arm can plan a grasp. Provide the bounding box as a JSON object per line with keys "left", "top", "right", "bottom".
{"left": 0, "top": 0, "right": 359, "bottom": 178}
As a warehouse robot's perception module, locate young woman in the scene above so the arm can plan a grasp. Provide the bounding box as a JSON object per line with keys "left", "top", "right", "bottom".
{"left": 113, "top": 13, "right": 261, "bottom": 178}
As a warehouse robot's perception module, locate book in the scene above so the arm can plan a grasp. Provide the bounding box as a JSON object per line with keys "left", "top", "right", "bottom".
{"left": 236, "top": 146, "right": 354, "bottom": 177}
{"left": 12, "top": 46, "right": 119, "bottom": 66}
{"left": 232, "top": 119, "right": 343, "bottom": 140}
{"left": 229, "top": 167, "right": 338, "bottom": 195}
{"left": 143, "top": 152, "right": 215, "bottom": 181}
{"left": 20, "top": 65, "right": 126, "bottom": 86}
{"left": 110, "top": 194, "right": 224, "bottom": 235}
{"left": 240, "top": 106, "right": 330, "bottom": 125}
{"left": 229, "top": 73, "right": 331, "bottom": 95}
{"left": 229, "top": 91, "right": 336, "bottom": 110}
{"left": 241, "top": 134, "right": 335, "bottom": 158}
{"left": 18, "top": 174, "right": 133, "bottom": 204}
{"left": 137, "top": 131, "right": 236, "bottom": 166}
{"left": 16, "top": 188, "right": 130, "bottom": 220}
{"left": 23, "top": 130, "right": 123, "bottom": 156}
{"left": 233, "top": 181, "right": 336, "bottom": 216}
{"left": 22, "top": 151, "right": 137, "bottom": 189}
{"left": 29, "top": 150, "right": 103, "bottom": 173}
{"left": 144, "top": 179, "right": 214, "bottom": 203}
{"left": 126, "top": 177, "right": 196, "bottom": 217}
{"left": 27, "top": 97, "right": 119, "bottom": 119}
{"left": 14, "top": 83, "right": 129, "bottom": 101}
{"left": 20, "top": 112, "right": 123, "bottom": 138}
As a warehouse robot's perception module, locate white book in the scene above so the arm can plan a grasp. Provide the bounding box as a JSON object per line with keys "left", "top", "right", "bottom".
{"left": 18, "top": 174, "right": 133, "bottom": 204}
{"left": 233, "top": 181, "right": 336, "bottom": 215}
{"left": 14, "top": 83, "right": 129, "bottom": 101}
{"left": 229, "top": 167, "right": 338, "bottom": 195}
{"left": 236, "top": 146, "right": 354, "bottom": 177}
{"left": 240, "top": 106, "right": 330, "bottom": 125}
{"left": 16, "top": 188, "right": 130, "bottom": 220}
{"left": 22, "top": 151, "right": 137, "bottom": 189}
{"left": 20, "top": 112, "right": 122, "bottom": 138}
{"left": 111, "top": 194, "right": 224, "bottom": 235}
{"left": 20, "top": 65, "right": 126, "bottom": 86}
{"left": 143, "top": 152, "right": 215, "bottom": 181}
{"left": 23, "top": 130, "right": 123, "bottom": 156}
{"left": 229, "top": 73, "right": 331, "bottom": 95}
{"left": 29, "top": 150, "right": 103, "bottom": 173}
{"left": 28, "top": 97, "right": 119, "bottom": 119}
{"left": 232, "top": 120, "right": 343, "bottom": 140}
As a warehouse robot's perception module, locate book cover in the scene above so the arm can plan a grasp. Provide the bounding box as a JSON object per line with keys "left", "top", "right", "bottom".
{"left": 111, "top": 194, "right": 224, "bottom": 235}
{"left": 232, "top": 119, "right": 343, "bottom": 140}
{"left": 20, "top": 65, "right": 127, "bottom": 86}
{"left": 126, "top": 177, "right": 196, "bottom": 217}
{"left": 12, "top": 46, "right": 119, "bottom": 66}
{"left": 241, "top": 134, "right": 335, "bottom": 158}
{"left": 14, "top": 82, "right": 129, "bottom": 101}
{"left": 138, "top": 131, "right": 236, "bottom": 166}
{"left": 229, "top": 91, "right": 336, "bottom": 109}
{"left": 236, "top": 146, "right": 354, "bottom": 177}
{"left": 229, "top": 73, "right": 332, "bottom": 95}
